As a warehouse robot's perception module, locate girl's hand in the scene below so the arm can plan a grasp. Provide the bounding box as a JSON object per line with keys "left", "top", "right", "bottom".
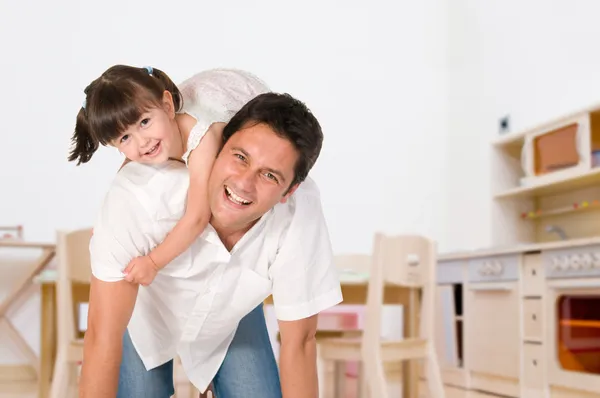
{"left": 123, "top": 255, "right": 159, "bottom": 286}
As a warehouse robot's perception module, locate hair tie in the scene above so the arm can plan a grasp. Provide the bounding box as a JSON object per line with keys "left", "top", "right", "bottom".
{"left": 144, "top": 66, "right": 153, "bottom": 76}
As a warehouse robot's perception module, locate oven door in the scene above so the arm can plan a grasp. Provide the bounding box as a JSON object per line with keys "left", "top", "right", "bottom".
{"left": 546, "top": 278, "right": 600, "bottom": 394}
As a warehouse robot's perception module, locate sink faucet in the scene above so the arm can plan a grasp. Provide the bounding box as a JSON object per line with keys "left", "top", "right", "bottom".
{"left": 546, "top": 225, "right": 568, "bottom": 240}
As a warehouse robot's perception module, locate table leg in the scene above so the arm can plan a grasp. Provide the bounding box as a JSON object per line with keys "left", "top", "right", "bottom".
{"left": 39, "top": 284, "right": 56, "bottom": 398}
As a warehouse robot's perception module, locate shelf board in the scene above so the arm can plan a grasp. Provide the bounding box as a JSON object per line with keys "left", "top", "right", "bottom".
{"left": 494, "top": 168, "right": 600, "bottom": 199}
{"left": 492, "top": 131, "right": 526, "bottom": 148}
{"left": 522, "top": 200, "right": 600, "bottom": 220}
{"left": 492, "top": 101, "right": 600, "bottom": 149}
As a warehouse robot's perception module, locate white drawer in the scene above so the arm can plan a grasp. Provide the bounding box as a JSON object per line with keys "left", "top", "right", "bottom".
{"left": 437, "top": 260, "right": 464, "bottom": 284}
{"left": 543, "top": 245, "right": 600, "bottom": 279}
{"left": 468, "top": 254, "right": 520, "bottom": 283}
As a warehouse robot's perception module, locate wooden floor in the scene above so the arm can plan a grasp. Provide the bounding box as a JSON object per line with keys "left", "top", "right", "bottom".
{"left": 0, "top": 380, "right": 499, "bottom": 398}
{"left": 0, "top": 382, "right": 36, "bottom": 398}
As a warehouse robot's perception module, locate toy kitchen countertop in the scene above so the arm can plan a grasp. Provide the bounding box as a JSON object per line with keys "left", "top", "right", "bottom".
{"left": 438, "top": 235, "right": 600, "bottom": 262}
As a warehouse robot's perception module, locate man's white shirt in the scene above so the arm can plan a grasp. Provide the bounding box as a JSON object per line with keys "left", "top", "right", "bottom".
{"left": 89, "top": 161, "right": 343, "bottom": 392}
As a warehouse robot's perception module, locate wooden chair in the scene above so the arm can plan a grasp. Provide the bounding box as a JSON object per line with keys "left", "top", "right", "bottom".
{"left": 0, "top": 225, "right": 23, "bottom": 240}
{"left": 319, "top": 233, "right": 445, "bottom": 398}
{"left": 49, "top": 228, "right": 92, "bottom": 398}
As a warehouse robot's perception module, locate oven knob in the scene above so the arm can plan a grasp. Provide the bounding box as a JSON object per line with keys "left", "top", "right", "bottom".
{"left": 581, "top": 253, "right": 592, "bottom": 269}
{"left": 485, "top": 262, "right": 494, "bottom": 275}
{"left": 478, "top": 262, "right": 486, "bottom": 275}
{"left": 496, "top": 261, "right": 504, "bottom": 274}
{"left": 559, "top": 256, "right": 570, "bottom": 271}
{"left": 479, "top": 262, "right": 488, "bottom": 275}
{"left": 570, "top": 254, "right": 582, "bottom": 270}
{"left": 593, "top": 253, "right": 600, "bottom": 268}
{"left": 551, "top": 256, "right": 561, "bottom": 271}
{"left": 489, "top": 261, "right": 498, "bottom": 275}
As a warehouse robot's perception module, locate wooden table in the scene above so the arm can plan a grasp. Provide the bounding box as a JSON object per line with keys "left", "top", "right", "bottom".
{"left": 0, "top": 241, "right": 55, "bottom": 387}
{"left": 264, "top": 272, "right": 420, "bottom": 398}
{"left": 34, "top": 271, "right": 418, "bottom": 398}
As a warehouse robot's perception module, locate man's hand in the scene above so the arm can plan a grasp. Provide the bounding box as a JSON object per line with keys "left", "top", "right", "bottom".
{"left": 124, "top": 255, "right": 159, "bottom": 286}
{"left": 80, "top": 276, "right": 138, "bottom": 397}
{"left": 278, "top": 315, "right": 319, "bottom": 398}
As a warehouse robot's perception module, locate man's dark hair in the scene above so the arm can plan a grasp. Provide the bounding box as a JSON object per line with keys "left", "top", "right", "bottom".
{"left": 222, "top": 92, "right": 323, "bottom": 188}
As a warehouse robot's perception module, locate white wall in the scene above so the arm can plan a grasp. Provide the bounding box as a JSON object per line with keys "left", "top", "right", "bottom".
{"left": 0, "top": 1, "right": 448, "bottom": 364}
{"left": 444, "top": 0, "right": 600, "bottom": 252}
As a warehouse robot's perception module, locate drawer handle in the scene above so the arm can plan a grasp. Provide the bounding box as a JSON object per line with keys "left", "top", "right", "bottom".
{"left": 532, "top": 359, "right": 537, "bottom": 366}
{"left": 548, "top": 279, "right": 600, "bottom": 289}
{"left": 532, "top": 314, "right": 537, "bottom": 321}
{"left": 469, "top": 283, "right": 514, "bottom": 292}
{"left": 531, "top": 269, "right": 536, "bottom": 276}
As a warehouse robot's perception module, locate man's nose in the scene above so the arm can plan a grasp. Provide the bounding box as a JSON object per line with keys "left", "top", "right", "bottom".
{"left": 237, "top": 170, "right": 256, "bottom": 193}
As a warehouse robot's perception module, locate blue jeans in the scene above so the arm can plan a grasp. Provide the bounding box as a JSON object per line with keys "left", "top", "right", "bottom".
{"left": 117, "top": 303, "right": 282, "bottom": 398}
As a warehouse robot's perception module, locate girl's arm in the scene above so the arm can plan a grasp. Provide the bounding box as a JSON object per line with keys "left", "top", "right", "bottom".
{"left": 146, "top": 123, "right": 224, "bottom": 269}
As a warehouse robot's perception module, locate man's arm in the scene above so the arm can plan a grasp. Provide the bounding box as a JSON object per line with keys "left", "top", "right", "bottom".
{"left": 269, "top": 179, "right": 343, "bottom": 398}
{"left": 278, "top": 316, "right": 319, "bottom": 398}
{"left": 79, "top": 277, "right": 138, "bottom": 397}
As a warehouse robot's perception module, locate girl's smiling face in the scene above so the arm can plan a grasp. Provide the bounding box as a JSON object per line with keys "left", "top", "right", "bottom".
{"left": 112, "top": 92, "right": 180, "bottom": 164}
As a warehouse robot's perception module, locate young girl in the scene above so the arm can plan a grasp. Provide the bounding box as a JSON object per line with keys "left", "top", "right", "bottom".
{"left": 69, "top": 65, "right": 270, "bottom": 285}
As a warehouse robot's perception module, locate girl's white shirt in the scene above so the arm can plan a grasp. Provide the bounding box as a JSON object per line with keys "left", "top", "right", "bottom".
{"left": 177, "top": 68, "right": 271, "bottom": 165}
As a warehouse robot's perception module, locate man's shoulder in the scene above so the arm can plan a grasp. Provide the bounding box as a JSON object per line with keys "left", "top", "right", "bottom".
{"left": 293, "top": 176, "right": 321, "bottom": 198}
{"left": 269, "top": 176, "right": 325, "bottom": 231}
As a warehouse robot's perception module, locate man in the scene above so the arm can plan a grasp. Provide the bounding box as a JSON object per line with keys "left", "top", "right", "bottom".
{"left": 80, "top": 92, "right": 343, "bottom": 397}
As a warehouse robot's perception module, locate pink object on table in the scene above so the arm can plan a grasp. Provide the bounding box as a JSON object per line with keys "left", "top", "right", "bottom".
{"left": 317, "top": 311, "right": 359, "bottom": 330}
{"left": 317, "top": 306, "right": 364, "bottom": 378}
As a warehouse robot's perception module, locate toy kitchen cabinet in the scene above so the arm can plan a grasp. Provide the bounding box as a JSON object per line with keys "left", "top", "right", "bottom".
{"left": 427, "top": 103, "right": 600, "bottom": 398}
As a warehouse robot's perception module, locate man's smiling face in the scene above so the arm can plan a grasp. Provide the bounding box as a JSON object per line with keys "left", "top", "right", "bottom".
{"left": 207, "top": 122, "right": 299, "bottom": 234}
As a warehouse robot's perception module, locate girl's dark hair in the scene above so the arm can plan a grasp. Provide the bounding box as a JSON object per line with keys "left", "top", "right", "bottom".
{"left": 68, "top": 65, "right": 183, "bottom": 165}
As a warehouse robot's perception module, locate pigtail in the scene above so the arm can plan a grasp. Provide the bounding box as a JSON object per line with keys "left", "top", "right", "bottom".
{"left": 151, "top": 67, "right": 184, "bottom": 112}
{"left": 68, "top": 107, "right": 99, "bottom": 165}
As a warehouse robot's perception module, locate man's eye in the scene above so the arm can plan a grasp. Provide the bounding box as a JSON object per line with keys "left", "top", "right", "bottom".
{"left": 235, "top": 154, "right": 246, "bottom": 161}
{"left": 265, "top": 173, "right": 278, "bottom": 182}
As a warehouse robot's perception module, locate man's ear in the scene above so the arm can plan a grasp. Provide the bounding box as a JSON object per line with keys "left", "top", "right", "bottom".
{"left": 279, "top": 183, "right": 300, "bottom": 204}
{"left": 162, "top": 90, "right": 175, "bottom": 118}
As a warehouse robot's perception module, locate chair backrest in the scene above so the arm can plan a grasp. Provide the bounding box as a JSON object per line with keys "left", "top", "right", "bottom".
{"left": 55, "top": 228, "right": 93, "bottom": 343}
{"left": 361, "top": 233, "right": 437, "bottom": 348}
{"left": 57, "top": 228, "right": 92, "bottom": 283}
{"left": 374, "top": 233, "right": 435, "bottom": 288}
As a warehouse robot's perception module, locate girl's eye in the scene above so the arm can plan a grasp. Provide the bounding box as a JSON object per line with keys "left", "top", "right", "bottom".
{"left": 120, "top": 135, "right": 129, "bottom": 143}
{"left": 140, "top": 118, "right": 150, "bottom": 127}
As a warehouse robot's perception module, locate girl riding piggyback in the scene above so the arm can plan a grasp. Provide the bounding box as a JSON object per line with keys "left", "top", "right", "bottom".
{"left": 69, "top": 65, "right": 270, "bottom": 285}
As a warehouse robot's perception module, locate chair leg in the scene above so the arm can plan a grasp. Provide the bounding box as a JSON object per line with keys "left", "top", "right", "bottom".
{"left": 49, "top": 351, "right": 69, "bottom": 398}
{"left": 425, "top": 345, "right": 445, "bottom": 398}
{"left": 67, "top": 363, "right": 79, "bottom": 398}
{"left": 333, "top": 361, "right": 345, "bottom": 398}
{"left": 320, "top": 359, "right": 335, "bottom": 398}
{"left": 357, "top": 362, "right": 368, "bottom": 398}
